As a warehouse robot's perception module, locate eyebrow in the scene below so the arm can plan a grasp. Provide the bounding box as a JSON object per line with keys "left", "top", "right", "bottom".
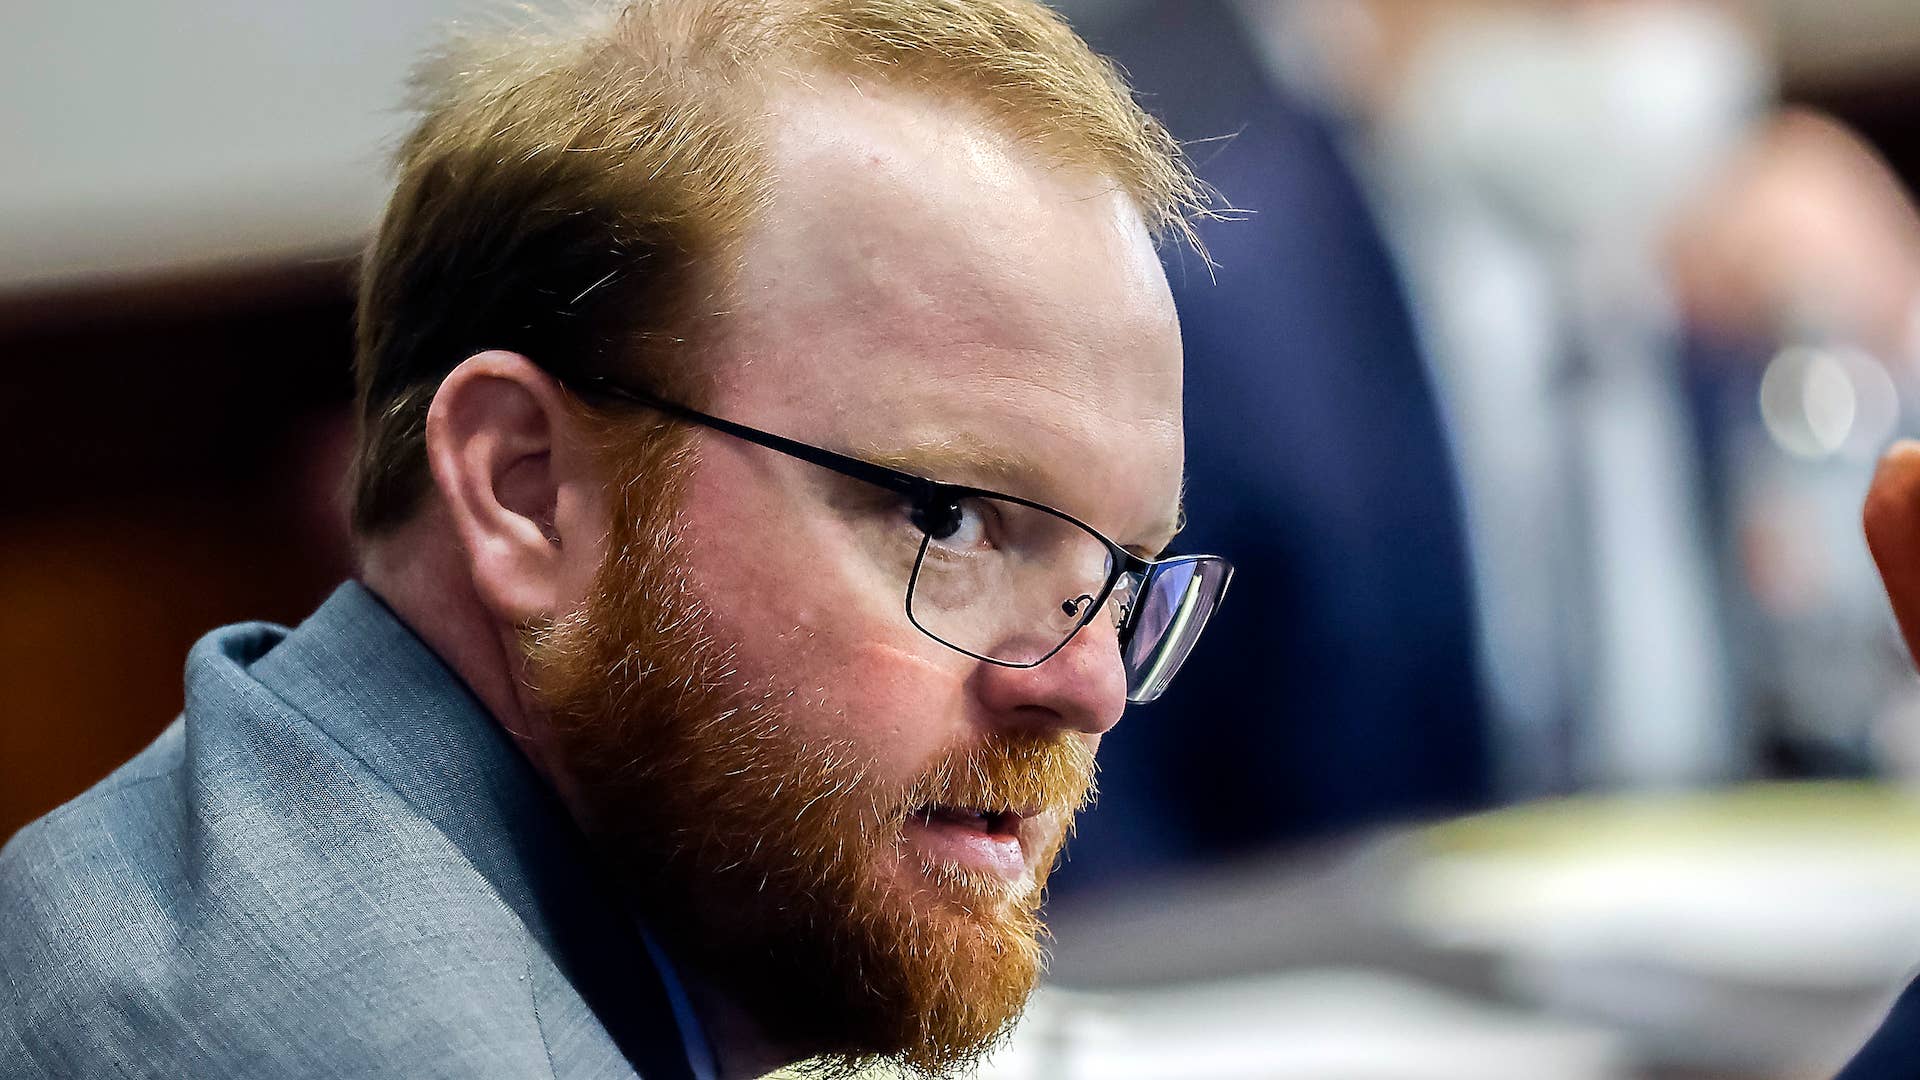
{"left": 563, "top": 372, "right": 1190, "bottom": 551}
{"left": 852, "top": 438, "right": 1034, "bottom": 491}
{"left": 851, "top": 437, "right": 1188, "bottom": 556}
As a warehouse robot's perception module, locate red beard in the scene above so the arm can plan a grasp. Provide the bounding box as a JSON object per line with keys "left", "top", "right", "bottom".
{"left": 524, "top": 440, "right": 1096, "bottom": 1076}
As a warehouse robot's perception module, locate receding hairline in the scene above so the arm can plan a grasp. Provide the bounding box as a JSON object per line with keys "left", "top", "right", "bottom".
{"left": 414, "top": 0, "right": 1211, "bottom": 247}
{"left": 348, "top": 0, "right": 1212, "bottom": 537}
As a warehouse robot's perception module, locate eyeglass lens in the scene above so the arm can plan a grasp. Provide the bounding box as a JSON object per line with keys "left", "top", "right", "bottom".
{"left": 1121, "top": 556, "right": 1233, "bottom": 703}
{"left": 904, "top": 493, "right": 1232, "bottom": 703}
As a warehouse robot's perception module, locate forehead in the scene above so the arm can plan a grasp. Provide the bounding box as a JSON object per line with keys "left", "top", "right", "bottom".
{"left": 706, "top": 77, "right": 1185, "bottom": 541}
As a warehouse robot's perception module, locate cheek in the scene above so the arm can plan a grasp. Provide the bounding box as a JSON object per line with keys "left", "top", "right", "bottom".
{"left": 673, "top": 454, "right": 975, "bottom": 779}
{"left": 824, "top": 638, "right": 973, "bottom": 781}
{"left": 675, "top": 451, "right": 884, "bottom": 655}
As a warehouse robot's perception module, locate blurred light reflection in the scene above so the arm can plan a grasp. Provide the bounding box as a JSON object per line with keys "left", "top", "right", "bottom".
{"left": 1760, "top": 344, "right": 1900, "bottom": 460}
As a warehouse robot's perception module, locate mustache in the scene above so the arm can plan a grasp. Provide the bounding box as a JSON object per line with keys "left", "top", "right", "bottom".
{"left": 892, "top": 733, "right": 1098, "bottom": 824}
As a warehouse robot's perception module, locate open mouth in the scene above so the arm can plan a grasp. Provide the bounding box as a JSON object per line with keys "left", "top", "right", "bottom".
{"left": 914, "top": 804, "right": 1025, "bottom": 836}
{"left": 904, "top": 803, "right": 1039, "bottom": 882}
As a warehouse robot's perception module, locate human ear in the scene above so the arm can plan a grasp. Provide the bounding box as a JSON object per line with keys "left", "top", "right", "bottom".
{"left": 425, "top": 351, "right": 606, "bottom": 624}
{"left": 1866, "top": 441, "right": 1920, "bottom": 667}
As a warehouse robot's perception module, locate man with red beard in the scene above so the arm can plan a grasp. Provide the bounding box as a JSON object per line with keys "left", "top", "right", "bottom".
{"left": 0, "top": 2, "right": 1231, "bottom": 1078}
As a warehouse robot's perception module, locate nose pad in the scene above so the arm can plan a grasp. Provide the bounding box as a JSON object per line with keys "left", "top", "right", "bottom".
{"left": 1059, "top": 590, "right": 1133, "bottom": 643}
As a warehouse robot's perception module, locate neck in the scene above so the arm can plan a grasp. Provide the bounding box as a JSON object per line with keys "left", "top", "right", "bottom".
{"left": 355, "top": 505, "right": 597, "bottom": 822}
{"left": 679, "top": 966, "right": 819, "bottom": 1080}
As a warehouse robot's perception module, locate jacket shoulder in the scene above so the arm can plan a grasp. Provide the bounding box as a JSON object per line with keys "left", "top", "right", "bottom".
{"left": 0, "top": 723, "right": 199, "bottom": 1077}
{"left": 0, "top": 629, "right": 569, "bottom": 1079}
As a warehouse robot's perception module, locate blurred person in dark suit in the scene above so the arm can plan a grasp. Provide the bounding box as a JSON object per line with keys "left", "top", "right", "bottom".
{"left": 1055, "top": 0, "right": 1494, "bottom": 889}
{"left": 1056, "top": 0, "right": 1780, "bottom": 894}
{"left": 0, "top": 3, "right": 1234, "bottom": 1078}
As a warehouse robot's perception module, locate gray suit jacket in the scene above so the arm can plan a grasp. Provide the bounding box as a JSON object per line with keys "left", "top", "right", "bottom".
{"left": 0, "top": 583, "right": 698, "bottom": 1079}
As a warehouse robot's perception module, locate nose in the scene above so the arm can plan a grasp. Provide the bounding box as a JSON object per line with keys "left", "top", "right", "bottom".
{"left": 969, "top": 612, "right": 1128, "bottom": 737}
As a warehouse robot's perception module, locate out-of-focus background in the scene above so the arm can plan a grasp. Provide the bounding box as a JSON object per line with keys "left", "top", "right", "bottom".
{"left": 10, "top": 1, "right": 1920, "bottom": 1076}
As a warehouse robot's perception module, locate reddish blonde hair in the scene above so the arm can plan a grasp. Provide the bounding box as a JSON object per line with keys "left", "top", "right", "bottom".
{"left": 350, "top": 0, "right": 1207, "bottom": 535}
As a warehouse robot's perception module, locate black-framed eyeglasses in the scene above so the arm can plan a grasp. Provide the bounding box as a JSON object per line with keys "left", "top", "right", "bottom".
{"left": 565, "top": 374, "right": 1233, "bottom": 704}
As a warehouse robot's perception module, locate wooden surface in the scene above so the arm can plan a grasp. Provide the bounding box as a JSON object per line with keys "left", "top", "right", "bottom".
{"left": 0, "top": 259, "right": 358, "bottom": 844}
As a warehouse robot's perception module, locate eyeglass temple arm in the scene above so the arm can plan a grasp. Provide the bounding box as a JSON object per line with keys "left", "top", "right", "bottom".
{"left": 566, "top": 374, "right": 937, "bottom": 503}
{"left": 568, "top": 373, "right": 1204, "bottom": 586}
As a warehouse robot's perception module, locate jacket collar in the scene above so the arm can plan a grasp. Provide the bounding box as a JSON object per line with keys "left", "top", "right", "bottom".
{"left": 242, "top": 581, "right": 703, "bottom": 1080}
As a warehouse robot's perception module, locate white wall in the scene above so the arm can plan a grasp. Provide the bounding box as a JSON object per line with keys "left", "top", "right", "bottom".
{"left": 6, "top": 0, "right": 1918, "bottom": 294}
{"left": 5, "top": 0, "right": 493, "bottom": 291}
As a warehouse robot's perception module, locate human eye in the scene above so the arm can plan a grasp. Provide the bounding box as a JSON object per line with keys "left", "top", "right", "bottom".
{"left": 910, "top": 495, "right": 998, "bottom": 555}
